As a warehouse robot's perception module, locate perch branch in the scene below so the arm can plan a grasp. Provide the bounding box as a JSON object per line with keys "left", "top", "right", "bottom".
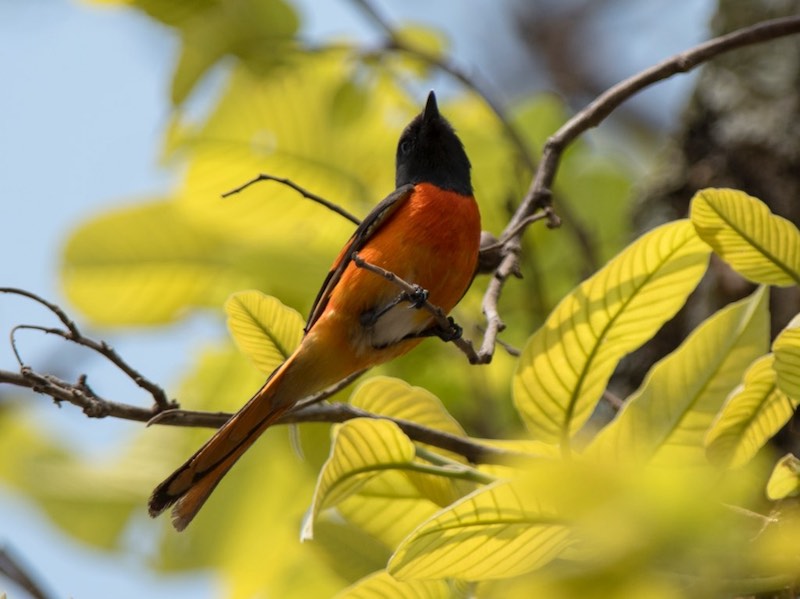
{"left": 0, "top": 294, "right": 524, "bottom": 465}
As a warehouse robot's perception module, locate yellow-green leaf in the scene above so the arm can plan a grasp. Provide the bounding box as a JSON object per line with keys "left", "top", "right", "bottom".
{"left": 589, "top": 287, "right": 769, "bottom": 467}
{"left": 62, "top": 200, "right": 253, "bottom": 325}
{"left": 335, "top": 570, "right": 454, "bottom": 599}
{"left": 766, "top": 454, "right": 800, "bottom": 500}
{"left": 350, "top": 377, "right": 465, "bottom": 438}
{"left": 311, "top": 520, "right": 392, "bottom": 583}
{"left": 171, "top": 0, "right": 298, "bottom": 104}
{"left": 337, "top": 471, "right": 441, "bottom": 549}
{"left": 350, "top": 377, "right": 471, "bottom": 506}
{"left": 690, "top": 188, "right": 800, "bottom": 286}
{"left": 513, "top": 220, "right": 710, "bottom": 444}
{"left": 389, "top": 481, "right": 570, "bottom": 581}
{"left": 0, "top": 408, "right": 142, "bottom": 549}
{"left": 224, "top": 290, "right": 304, "bottom": 374}
{"left": 773, "top": 313, "right": 800, "bottom": 402}
{"left": 706, "top": 354, "right": 797, "bottom": 468}
{"left": 175, "top": 58, "right": 397, "bottom": 245}
{"left": 304, "top": 419, "right": 417, "bottom": 540}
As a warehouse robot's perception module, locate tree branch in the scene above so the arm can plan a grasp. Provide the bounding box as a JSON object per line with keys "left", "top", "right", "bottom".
{"left": 0, "top": 287, "right": 174, "bottom": 411}
{"left": 475, "top": 14, "right": 800, "bottom": 363}
{"left": 0, "top": 292, "right": 525, "bottom": 466}
{"left": 0, "top": 545, "right": 56, "bottom": 599}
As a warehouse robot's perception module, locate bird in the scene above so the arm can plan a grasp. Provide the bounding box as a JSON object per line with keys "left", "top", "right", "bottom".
{"left": 148, "top": 91, "right": 482, "bottom": 530}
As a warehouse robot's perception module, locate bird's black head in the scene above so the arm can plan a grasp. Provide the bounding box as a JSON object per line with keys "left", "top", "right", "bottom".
{"left": 395, "top": 91, "right": 472, "bottom": 196}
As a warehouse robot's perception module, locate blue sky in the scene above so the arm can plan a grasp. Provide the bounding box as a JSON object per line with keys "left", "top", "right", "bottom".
{"left": 0, "top": 1, "right": 713, "bottom": 597}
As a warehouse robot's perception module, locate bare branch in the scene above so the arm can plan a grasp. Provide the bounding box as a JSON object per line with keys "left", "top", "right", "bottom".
{"left": 0, "top": 365, "right": 526, "bottom": 465}
{"left": 0, "top": 289, "right": 526, "bottom": 465}
{"left": 150, "top": 402, "right": 529, "bottom": 466}
{"left": 1, "top": 288, "right": 174, "bottom": 410}
{"left": 474, "top": 15, "right": 800, "bottom": 363}
{"left": 0, "top": 545, "right": 55, "bottom": 599}
{"left": 222, "top": 173, "right": 361, "bottom": 225}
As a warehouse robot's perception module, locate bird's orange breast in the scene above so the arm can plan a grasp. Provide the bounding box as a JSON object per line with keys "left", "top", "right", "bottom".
{"left": 313, "top": 183, "right": 481, "bottom": 364}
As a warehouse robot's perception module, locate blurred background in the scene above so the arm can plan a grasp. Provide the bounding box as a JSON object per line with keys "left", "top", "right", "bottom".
{"left": 5, "top": 0, "right": 793, "bottom": 597}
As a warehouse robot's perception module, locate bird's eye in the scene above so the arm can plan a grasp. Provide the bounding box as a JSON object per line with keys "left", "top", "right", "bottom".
{"left": 399, "top": 139, "right": 412, "bottom": 154}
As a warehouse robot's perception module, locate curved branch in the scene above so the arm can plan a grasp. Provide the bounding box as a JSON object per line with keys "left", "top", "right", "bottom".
{"left": 477, "top": 14, "right": 800, "bottom": 363}
{"left": 0, "top": 288, "right": 174, "bottom": 410}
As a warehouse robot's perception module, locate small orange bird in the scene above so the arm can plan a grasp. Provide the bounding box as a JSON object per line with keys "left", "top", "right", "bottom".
{"left": 149, "top": 91, "right": 481, "bottom": 530}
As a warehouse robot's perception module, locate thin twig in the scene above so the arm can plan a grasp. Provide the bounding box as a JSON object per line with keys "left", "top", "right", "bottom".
{"left": 222, "top": 173, "right": 361, "bottom": 225}
{"left": 0, "top": 546, "right": 55, "bottom": 599}
{"left": 1, "top": 288, "right": 174, "bottom": 410}
{"left": 0, "top": 367, "right": 526, "bottom": 465}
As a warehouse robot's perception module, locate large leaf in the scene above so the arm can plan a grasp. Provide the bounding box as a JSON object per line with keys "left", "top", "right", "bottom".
{"left": 513, "top": 220, "right": 710, "bottom": 444}
{"left": 388, "top": 481, "right": 570, "bottom": 581}
{"left": 0, "top": 408, "right": 143, "bottom": 549}
{"left": 225, "top": 290, "right": 304, "bottom": 374}
{"left": 706, "top": 354, "right": 796, "bottom": 469}
{"left": 170, "top": 0, "right": 299, "bottom": 104}
{"left": 335, "top": 570, "right": 454, "bottom": 599}
{"left": 350, "top": 377, "right": 471, "bottom": 506}
{"left": 337, "top": 471, "right": 442, "bottom": 549}
{"left": 349, "top": 377, "right": 466, "bottom": 438}
{"left": 95, "top": 0, "right": 299, "bottom": 104}
{"left": 174, "top": 57, "right": 398, "bottom": 245}
{"left": 690, "top": 188, "right": 800, "bottom": 286}
{"left": 589, "top": 287, "right": 769, "bottom": 467}
{"left": 303, "top": 419, "right": 417, "bottom": 540}
{"left": 61, "top": 200, "right": 255, "bottom": 324}
{"left": 773, "top": 313, "right": 800, "bottom": 402}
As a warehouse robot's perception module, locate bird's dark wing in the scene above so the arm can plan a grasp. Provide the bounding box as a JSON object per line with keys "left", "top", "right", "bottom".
{"left": 305, "top": 184, "right": 415, "bottom": 333}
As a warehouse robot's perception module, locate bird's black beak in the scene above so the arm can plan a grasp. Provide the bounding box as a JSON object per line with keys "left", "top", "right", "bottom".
{"left": 423, "top": 91, "right": 439, "bottom": 123}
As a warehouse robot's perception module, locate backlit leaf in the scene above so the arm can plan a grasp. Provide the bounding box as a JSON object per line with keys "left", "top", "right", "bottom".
{"left": 766, "top": 454, "right": 800, "bottom": 500}
{"left": 175, "top": 57, "right": 398, "bottom": 246}
{"left": 590, "top": 287, "right": 769, "bottom": 467}
{"left": 0, "top": 408, "right": 142, "bottom": 549}
{"left": 350, "top": 377, "right": 465, "bottom": 438}
{"left": 690, "top": 188, "right": 800, "bottom": 286}
{"left": 350, "top": 377, "right": 471, "bottom": 506}
{"left": 389, "top": 481, "right": 570, "bottom": 581}
{"left": 224, "top": 290, "right": 304, "bottom": 374}
{"left": 335, "top": 570, "right": 454, "bottom": 599}
{"left": 706, "top": 354, "right": 796, "bottom": 469}
{"left": 62, "top": 200, "right": 254, "bottom": 325}
{"left": 513, "top": 220, "right": 710, "bottom": 444}
{"left": 304, "top": 419, "right": 417, "bottom": 540}
{"left": 337, "top": 471, "right": 441, "bottom": 549}
{"left": 773, "top": 313, "right": 800, "bottom": 402}
{"left": 170, "top": 0, "right": 299, "bottom": 104}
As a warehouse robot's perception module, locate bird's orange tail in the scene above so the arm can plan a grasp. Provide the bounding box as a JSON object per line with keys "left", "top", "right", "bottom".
{"left": 148, "top": 352, "right": 313, "bottom": 530}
